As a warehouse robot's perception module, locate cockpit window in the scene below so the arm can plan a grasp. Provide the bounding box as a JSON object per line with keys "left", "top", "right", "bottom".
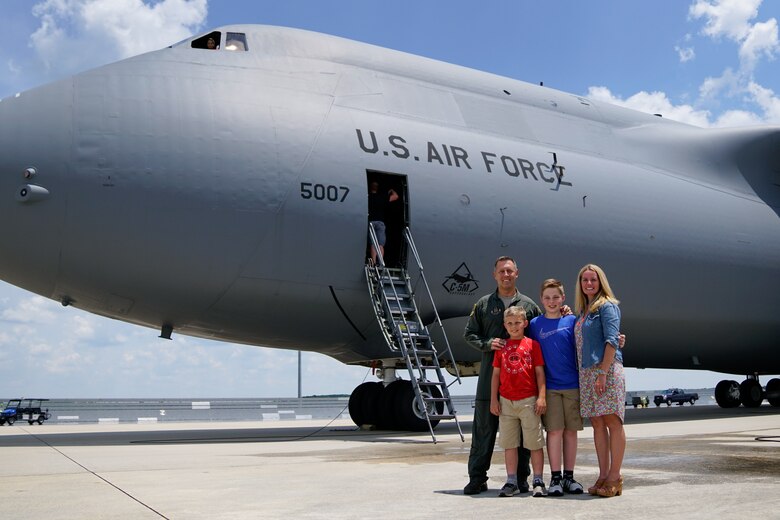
{"left": 191, "top": 31, "right": 221, "bottom": 50}
{"left": 225, "top": 32, "right": 248, "bottom": 52}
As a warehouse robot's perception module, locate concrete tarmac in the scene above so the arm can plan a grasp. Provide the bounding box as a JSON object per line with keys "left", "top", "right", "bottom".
{"left": 0, "top": 405, "right": 778, "bottom": 519}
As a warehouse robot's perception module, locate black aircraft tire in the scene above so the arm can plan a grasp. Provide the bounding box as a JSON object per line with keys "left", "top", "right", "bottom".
{"left": 361, "top": 381, "right": 386, "bottom": 427}
{"left": 395, "top": 381, "right": 444, "bottom": 432}
{"left": 715, "top": 380, "right": 741, "bottom": 408}
{"left": 766, "top": 378, "right": 780, "bottom": 407}
{"left": 740, "top": 379, "right": 763, "bottom": 408}
{"left": 378, "top": 380, "right": 407, "bottom": 430}
{"left": 349, "top": 381, "right": 382, "bottom": 427}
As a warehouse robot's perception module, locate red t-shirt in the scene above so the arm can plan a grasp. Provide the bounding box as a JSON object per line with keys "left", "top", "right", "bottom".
{"left": 492, "top": 336, "right": 544, "bottom": 400}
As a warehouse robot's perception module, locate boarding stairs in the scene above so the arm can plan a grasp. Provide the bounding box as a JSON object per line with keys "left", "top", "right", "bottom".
{"left": 366, "top": 225, "right": 463, "bottom": 443}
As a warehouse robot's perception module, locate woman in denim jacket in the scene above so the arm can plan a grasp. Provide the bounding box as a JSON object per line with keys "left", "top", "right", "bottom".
{"left": 574, "top": 264, "right": 624, "bottom": 498}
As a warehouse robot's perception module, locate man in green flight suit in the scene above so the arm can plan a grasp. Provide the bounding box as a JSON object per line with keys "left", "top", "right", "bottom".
{"left": 463, "top": 256, "right": 541, "bottom": 495}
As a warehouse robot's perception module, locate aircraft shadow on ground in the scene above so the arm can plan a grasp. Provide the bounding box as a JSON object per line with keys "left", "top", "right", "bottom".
{"left": 0, "top": 405, "right": 777, "bottom": 447}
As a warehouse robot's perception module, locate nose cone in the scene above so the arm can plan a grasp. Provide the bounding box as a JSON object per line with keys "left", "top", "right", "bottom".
{"left": 0, "top": 80, "right": 72, "bottom": 299}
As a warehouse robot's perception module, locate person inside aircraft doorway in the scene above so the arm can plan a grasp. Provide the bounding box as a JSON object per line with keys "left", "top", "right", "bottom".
{"left": 367, "top": 180, "right": 399, "bottom": 265}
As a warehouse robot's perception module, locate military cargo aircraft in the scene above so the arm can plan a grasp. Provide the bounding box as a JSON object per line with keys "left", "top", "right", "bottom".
{"left": 0, "top": 25, "right": 778, "bottom": 432}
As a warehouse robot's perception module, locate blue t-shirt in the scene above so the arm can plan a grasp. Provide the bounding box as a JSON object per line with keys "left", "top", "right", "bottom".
{"left": 528, "top": 315, "right": 579, "bottom": 390}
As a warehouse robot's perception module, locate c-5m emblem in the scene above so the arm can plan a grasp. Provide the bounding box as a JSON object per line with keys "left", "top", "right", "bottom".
{"left": 442, "top": 263, "right": 479, "bottom": 295}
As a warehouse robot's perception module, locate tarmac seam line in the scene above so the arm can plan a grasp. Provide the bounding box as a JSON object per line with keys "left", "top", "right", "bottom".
{"left": 17, "top": 425, "right": 170, "bottom": 519}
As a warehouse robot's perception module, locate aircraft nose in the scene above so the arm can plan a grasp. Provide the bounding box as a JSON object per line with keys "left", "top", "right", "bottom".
{"left": 0, "top": 80, "right": 72, "bottom": 299}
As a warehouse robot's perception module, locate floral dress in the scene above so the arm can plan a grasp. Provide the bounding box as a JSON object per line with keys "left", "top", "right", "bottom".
{"left": 575, "top": 315, "right": 625, "bottom": 423}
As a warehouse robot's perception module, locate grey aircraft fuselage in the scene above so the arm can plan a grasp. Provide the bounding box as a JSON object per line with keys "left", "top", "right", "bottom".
{"left": 0, "top": 25, "right": 778, "bottom": 378}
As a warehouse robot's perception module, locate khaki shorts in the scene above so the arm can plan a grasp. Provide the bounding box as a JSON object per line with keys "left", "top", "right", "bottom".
{"left": 497, "top": 396, "right": 545, "bottom": 450}
{"left": 542, "top": 388, "right": 584, "bottom": 432}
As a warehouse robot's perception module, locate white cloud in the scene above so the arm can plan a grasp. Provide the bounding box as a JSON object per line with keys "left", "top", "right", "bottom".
{"left": 70, "top": 314, "right": 96, "bottom": 339}
{"left": 587, "top": 86, "right": 713, "bottom": 127}
{"left": 690, "top": 0, "right": 762, "bottom": 41}
{"left": 713, "top": 109, "right": 763, "bottom": 126}
{"left": 676, "top": 45, "right": 696, "bottom": 62}
{"left": 0, "top": 295, "right": 58, "bottom": 323}
{"left": 29, "top": 0, "right": 207, "bottom": 78}
{"left": 698, "top": 67, "right": 741, "bottom": 100}
{"left": 739, "top": 18, "right": 779, "bottom": 69}
{"left": 690, "top": 0, "right": 779, "bottom": 74}
{"left": 80, "top": 0, "right": 209, "bottom": 58}
{"left": 6, "top": 59, "right": 20, "bottom": 76}
{"left": 746, "top": 81, "right": 780, "bottom": 122}
{"left": 44, "top": 349, "right": 87, "bottom": 373}
{"left": 587, "top": 83, "right": 780, "bottom": 128}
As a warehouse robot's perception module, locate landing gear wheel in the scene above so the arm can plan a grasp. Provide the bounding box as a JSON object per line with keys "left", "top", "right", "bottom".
{"left": 740, "top": 379, "right": 763, "bottom": 408}
{"left": 378, "top": 380, "right": 407, "bottom": 429}
{"left": 348, "top": 381, "right": 384, "bottom": 427}
{"left": 395, "top": 380, "right": 444, "bottom": 431}
{"left": 715, "top": 380, "right": 741, "bottom": 408}
{"left": 766, "top": 378, "right": 780, "bottom": 407}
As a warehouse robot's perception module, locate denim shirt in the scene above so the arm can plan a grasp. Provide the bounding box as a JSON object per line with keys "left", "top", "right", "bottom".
{"left": 580, "top": 301, "right": 622, "bottom": 369}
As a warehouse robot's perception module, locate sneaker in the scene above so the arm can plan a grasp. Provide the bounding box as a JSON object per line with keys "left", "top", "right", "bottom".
{"left": 547, "top": 477, "right": 563, "bottom": 497}
{"left": 562, "top": 477, "right": 584, "bottom": 494}
{"left": 532, "top": 480, "right": 547, "bottom": 497}
{"left": 518, "top": 479, "right": 529, "bottom": 493}
{"left": 463, "top": 480, "right": 488, "bottom": 495}
{"left": 498, "top": 482, "right": 519, "bottom": 497}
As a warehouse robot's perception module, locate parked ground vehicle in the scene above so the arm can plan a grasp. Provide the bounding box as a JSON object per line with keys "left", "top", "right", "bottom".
{"left": 0, "top": 398, "right": 51, "bottom": 425}
{"left": 629, "top": 395, "right": 649, "bottom": 408}
{"left": 654, "top": 388, "right": 699, "bottom": 406}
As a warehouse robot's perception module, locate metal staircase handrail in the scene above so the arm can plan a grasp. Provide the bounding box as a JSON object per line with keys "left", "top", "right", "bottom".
{"left": 368, "top": 224, "right": 417, "bottom": 354}
{"left": 403, "top": 227, "right": 461, "bottom": 384}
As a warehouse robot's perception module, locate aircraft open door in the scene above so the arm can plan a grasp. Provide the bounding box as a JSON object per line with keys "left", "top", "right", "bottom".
{"left": 366, "top": 171, "right": 409, "bottom": 268}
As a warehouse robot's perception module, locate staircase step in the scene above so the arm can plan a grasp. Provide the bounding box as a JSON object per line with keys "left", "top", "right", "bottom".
{"left": 379, "top": 276, "right": 407, "bottom": 283}
{"left": 428, "top": 414, "right": 456, "bottom": 420}
{"left": 400, "top": 332, "right": 429, "bottom": 339}
{"left": 388, "top": 303, "right": 414, "bottom": 310}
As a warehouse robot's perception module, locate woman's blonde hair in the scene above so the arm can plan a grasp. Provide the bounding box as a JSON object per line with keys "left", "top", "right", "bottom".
{"left": 574, "top": 264, "right": 619, "bottom": 315}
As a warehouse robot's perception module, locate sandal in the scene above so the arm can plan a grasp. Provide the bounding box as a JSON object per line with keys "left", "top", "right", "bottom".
{"left": 588, "top": 478, "right": 606, "bottom": 496}
{"left": 596, "top": 477, "right": 623, "bottom": 497}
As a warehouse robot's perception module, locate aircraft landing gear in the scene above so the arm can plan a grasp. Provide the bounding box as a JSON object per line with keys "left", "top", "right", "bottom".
{"left": 348, "top": 381, "right": 384, "bottom": 427}
{"left": 714, "top": 376, "right": 780, "bottom": 408}
{"left": 714, "top": 380, "right": 740, "bottom": 408}
{"left": 740, "top": 378, "right": 763, "bottom": 408}
{"left": 766, "top": 378, "right": 780, "bottom": 407}
{"left": 347, "top": 368, "right": 443, "bottom": 431}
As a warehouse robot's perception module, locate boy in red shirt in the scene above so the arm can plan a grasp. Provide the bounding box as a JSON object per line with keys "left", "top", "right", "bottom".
{"left": 490, "top": 306, "right": 547, "bottom": 497}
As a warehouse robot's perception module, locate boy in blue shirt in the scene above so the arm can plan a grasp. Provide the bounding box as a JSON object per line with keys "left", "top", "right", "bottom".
{"left": 528, "top": 279, "right": 584, "bottom": 496}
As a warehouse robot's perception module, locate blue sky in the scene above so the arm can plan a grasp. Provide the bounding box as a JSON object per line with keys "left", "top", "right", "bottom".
{"left": 0, "top": 0, "right": 777, "bottom": 398}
